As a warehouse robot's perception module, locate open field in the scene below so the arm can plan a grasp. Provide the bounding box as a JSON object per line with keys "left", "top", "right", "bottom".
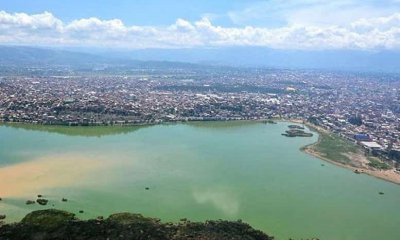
{"left": 306, "top": 130, "right": 360, "bottom": 166}
{"left": 302, "top": 123, "right": 400, "bottom": 185}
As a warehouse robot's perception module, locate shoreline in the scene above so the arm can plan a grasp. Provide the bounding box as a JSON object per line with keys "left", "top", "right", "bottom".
{"left": 0, "top": 117, "right": 303, "bottom": 129}
{"left": 299, "top": 121, "right": 400, "bottom": 185}
{"left": 2, "top": 118, "right": 400, "bottom": 185}
{"left": 0, "top": 118, "right": 275, "bottom": 128}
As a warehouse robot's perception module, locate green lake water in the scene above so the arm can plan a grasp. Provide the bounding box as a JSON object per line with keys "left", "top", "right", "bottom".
{"left": 0, "top": 121, "right": 399, "bottom": 240}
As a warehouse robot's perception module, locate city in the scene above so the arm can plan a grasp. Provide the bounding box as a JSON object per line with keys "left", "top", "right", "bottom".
{"left": 2, "top": 0, "right": 400, "bottom": 239}
{"left": 1, "top": 68, "right": 400, "bottom": 166}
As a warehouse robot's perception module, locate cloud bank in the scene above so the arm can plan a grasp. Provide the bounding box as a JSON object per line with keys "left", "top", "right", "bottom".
{"left": 0, "top": 10, "right": 400, "bottom": 50}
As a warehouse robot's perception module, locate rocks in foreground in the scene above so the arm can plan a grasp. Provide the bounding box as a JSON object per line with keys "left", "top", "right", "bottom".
{"left": 0, "top": 209, "right": 273, "bottom": 240}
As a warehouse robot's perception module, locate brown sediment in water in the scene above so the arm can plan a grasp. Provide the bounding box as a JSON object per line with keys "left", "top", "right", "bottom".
{"left": 0, "top": 153, "right": 106, "bottom": 197}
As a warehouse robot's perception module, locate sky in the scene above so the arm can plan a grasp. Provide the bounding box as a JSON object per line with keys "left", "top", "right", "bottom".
{"left": 0, "top": 0, "right": 400, "bottom": 50}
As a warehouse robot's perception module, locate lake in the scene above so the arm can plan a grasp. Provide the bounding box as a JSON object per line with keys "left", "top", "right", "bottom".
{"left": 0, "top": 121, "right": 399, "bottom": 240}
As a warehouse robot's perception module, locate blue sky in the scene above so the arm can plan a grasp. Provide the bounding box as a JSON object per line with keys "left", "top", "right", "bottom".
{"left": 2, "top": 0, "right": 399, "bottom": 26}
{"left": 0, "top": 0, "right": 399, "bottom": 49}
{"left": 0, "top": 0, "right": 242, "bottom": 26}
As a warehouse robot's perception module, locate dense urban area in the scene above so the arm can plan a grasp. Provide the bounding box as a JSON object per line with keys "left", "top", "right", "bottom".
{"left": 1, "top": 67, "right": 400, "bottom": 166}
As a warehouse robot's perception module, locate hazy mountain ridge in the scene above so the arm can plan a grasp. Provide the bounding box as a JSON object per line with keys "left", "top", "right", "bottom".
{"left": 0, "top": 46, "right": 203, "bottom": 72}
{"left": 0, "top": 46, "right": 113, "bottom": 66}
{"left": 124, "top": 47, "right": 400, "bottom": 73}
{"left": 1, "top": 46, "right": 400, "bottom": 73}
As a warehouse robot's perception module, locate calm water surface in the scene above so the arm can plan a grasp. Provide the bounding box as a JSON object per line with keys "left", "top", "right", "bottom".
{"left": 0, "top": 122, "right": 399, "bottom": 240}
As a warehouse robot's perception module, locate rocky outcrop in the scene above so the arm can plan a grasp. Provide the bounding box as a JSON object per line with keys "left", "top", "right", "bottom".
{"left": 0, "top": 209, "right": 273, "bottom": 240}
{"left": 25, "top": 200, "right": 35, "bottom": 205}
{"left": 36, "top": 199, "right": 49, "bottom": 206}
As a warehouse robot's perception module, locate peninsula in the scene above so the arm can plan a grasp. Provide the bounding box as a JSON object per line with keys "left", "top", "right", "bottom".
{"left": 300, "top": 121, "right": 400, "bottom": 185}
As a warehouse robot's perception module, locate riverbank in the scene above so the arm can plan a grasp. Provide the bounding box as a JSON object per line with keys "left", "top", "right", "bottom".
{"left": 0, "top": 209, "right": 273, "bottom": 240}
{"left": 300, "top": 121, "right": 400, "bottom": 185}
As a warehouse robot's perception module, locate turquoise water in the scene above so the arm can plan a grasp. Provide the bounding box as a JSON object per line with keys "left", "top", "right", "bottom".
{"left": 0, "top": 122, "right": 399, "bottom": 240}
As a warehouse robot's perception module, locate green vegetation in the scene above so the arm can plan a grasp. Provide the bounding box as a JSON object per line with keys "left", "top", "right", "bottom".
{"left": 367, "top": 157, "right": 392, "bottom": 170}
{"left": 307, "top": 125, "right": 393, "bottom": 170}
{"left": 282, "top": 129, "right": 313, "bottom": 137}
{"left": 1, "top": 209, "right": 273, "bottom": 240}
{"left": 107, "top": 213, "right": 157, "bottom": 225}
{"left": 21, "top": 209, "right": 76, "bottom": 230}
{"left": 288, "top": 125, "right": 305, "bottom": 129}
{"left": 307, "top": 129, "right": 360, "bottom": 165}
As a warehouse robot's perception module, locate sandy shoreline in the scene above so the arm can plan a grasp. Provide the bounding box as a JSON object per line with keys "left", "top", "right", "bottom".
{"left": 297, "top": 120, "right": 400, "bottom": 185}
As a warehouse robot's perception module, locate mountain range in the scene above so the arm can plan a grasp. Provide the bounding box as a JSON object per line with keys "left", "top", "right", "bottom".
{"left": 1, "top": 45, "right": 399, "bottom": 73}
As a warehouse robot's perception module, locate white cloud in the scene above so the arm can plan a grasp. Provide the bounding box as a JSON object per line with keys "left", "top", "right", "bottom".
{"left": 351, "top": 13, "right": 400, "bottom": 31}
{"left": 170, "top": 18, "right": 195, "bottom": 32}
{"left": 227, "top": 0, "right": 400, "bottom": 27}
{"left": 0, "top": 10, "right": 400, "bottom": 50}
{"left": 0, "top": 11, "right": 62, "bottom": 30}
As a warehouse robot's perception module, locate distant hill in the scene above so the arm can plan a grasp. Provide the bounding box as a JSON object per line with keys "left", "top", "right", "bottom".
{"left": 122, "top": 47, "right": 400, "bottom": 73}
{"left": 0, "top": 46, "right": 201, "bottom": 71}
{"left": 0, "top": 46, "right": 115, "bottom": 67}
{"left": 1, "top": 45, "right": 400, "bottom": 73}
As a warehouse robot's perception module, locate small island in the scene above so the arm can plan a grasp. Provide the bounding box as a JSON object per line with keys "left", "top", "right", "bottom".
{"left": 282, "top": 125, "right": 313, "bottom": 137}
{"left": 288, "top": 125, "right": 305, "bottom": 130}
